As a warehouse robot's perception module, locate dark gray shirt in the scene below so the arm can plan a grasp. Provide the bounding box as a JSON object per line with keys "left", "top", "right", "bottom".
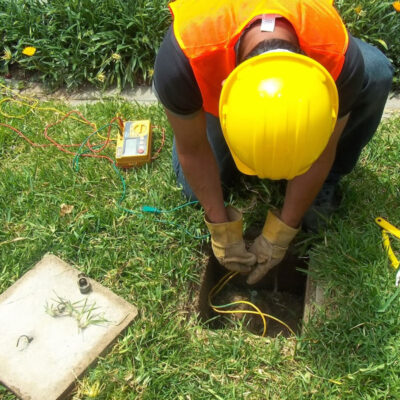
{"left": 154, "top": 25, "right": 365, "bottom": 118}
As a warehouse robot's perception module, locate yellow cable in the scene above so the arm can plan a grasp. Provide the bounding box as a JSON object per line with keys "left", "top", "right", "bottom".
{"left": 209, "top": 269, "right": 341, "bottom": 385}
{"left": 209, "top": 271, "right": 238, "bottom": 298}
{"left": 0, "top": 97, "right": 92, "bottom": 124}
{"left": 0, "top": 82, "right": 118, "bottom": 141}
{"left": 212, "top": 305, "right": 295, "bottom": 337}
{"left": 208, "top": 270, "right": 296, "bottom": 337}
{"left": 0, "top": 99, "right": 38, "bottom": 119}
{"left": 212, "top": 300, "right": 268, "bottom": 337}
{"left": 0, "top": 83, "right": 95, "bottom": 124}
{"left": 382, "top": 230, "right": 400, "bottom": 269}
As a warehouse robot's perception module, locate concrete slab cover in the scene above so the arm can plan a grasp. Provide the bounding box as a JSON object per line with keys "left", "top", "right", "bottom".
{"left": 0, "top": 254, "right": 138, "bottom": 400}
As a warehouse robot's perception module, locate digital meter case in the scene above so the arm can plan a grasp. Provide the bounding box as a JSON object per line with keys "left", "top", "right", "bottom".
{"left": 115, "top": 120, "right": 152, "bottom": 168}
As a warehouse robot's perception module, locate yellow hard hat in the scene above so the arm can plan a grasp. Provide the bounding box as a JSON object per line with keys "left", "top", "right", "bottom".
{"left": 219, "top": 52, "right": 338, "bottom": 180}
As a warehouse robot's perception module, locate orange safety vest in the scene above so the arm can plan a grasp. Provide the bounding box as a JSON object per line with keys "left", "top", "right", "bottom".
{"left": 170, "top": 0, "right": 348, "bottom": 117}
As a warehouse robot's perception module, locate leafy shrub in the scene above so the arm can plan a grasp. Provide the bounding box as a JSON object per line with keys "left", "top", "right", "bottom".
{"left": 336, "top": 0, "right": 400, "bottom": 87}
{"left": 0, "top": 0, "right": 399, "bottom": 90}
{"left": 0, "top": 0, "right": 171, "bottom": 89}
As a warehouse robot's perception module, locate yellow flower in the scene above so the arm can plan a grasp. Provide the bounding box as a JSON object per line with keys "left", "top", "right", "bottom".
{"left": 82, "top": 381, "right": 105, "bottom": 398}
{"left": 393, "top": 1, "right": 400, "bottom": 12}
{"left": 2, "top": 48, "right": 12, "bottom": 61}
{"left": 96, "top": 72, "right": 106, "bottom": 82}
{"left": 111, "top": 53, "right": 121, "bottom": 61}
{"left": 354, "top": 5, "right": 363, "bottom": 15}
{"left": 22, "top": 46, "right": 36, "bottom": 56}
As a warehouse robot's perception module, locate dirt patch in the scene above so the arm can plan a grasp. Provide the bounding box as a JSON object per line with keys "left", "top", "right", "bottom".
{"left": 196, "top": 245, "right": 308, "bottom": 338}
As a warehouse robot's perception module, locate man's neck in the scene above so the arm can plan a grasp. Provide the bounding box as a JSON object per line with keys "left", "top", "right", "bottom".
{"left": 237, "top": 18, "right": 299, "bottom": 63}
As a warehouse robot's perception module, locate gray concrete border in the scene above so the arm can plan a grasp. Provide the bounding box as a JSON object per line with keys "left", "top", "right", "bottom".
{"left": 9, "top": 81, "right": 400, "bottom": 116}
{"left": 383, "top": 95, "right": 400, "bottom": 118}
{"left": 16, "top": 83, "right": 157, "bottom": 106}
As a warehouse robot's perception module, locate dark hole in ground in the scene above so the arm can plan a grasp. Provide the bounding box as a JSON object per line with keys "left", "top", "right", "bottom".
{"left": 196, "top": 228, "right": 308, "bottom": 337}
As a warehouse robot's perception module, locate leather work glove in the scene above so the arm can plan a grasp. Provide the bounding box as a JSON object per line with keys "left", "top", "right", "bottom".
{"left": 247, "top": 210, "right": 300, "bottom": 285}
{"left": 205, "top": 206, "right": 256, "bottom": 273}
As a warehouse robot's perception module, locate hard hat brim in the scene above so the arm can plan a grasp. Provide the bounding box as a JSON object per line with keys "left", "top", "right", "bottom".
{"left": 230, "top": 151, "right": 257, "bottom": 176}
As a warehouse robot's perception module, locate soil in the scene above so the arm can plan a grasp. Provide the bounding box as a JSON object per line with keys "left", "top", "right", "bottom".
{"left": 196, "top": 241, "right": 308, "bottom": 338}
{"left": 3, "top": 64, "right": 39, "bottom": 83}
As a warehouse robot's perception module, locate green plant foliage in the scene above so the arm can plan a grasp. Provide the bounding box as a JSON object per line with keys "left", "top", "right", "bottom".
{"left": 336, "top": 0, "right": 400, "bottom": 86}
{"left": 0, "top": 0, "right": 399, "bottom": 90}
{"left": 0, "top": 0, "right": 171, "bottom": 89}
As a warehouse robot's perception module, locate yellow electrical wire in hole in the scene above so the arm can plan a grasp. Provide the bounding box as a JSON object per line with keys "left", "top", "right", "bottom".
{"left": 208, "top": 272, "right": 344, "bottom": 385}
{"left": 208, "top": 271, "right": 296, "bottom": 337}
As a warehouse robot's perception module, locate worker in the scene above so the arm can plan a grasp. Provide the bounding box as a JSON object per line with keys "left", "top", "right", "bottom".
{"left": 153, "top": 0, "right": 393, "bottom": 284}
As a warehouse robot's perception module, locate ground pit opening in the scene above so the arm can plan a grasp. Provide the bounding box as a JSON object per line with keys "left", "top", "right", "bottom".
{"left": 196, "top": 242, "right": 308, "bottom": 338}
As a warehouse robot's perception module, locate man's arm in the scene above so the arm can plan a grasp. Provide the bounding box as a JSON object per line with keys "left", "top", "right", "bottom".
{"left": 280, "top": 114, "right": 350, "bottom": 228}
{"left": 164, "top": 108, "right": 228, "bottom": 223}
{"left": 246, "top": 114, "right": 349, "bottom": 283}
{"left": 166, "top": 108, "right": 256, "bottom": 272}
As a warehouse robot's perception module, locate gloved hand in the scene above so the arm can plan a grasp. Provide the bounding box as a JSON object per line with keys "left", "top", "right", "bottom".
{"left": 247, "top": 210, "right": 300, "bottom": 284}
{"left": 205, "top": 206, "right": 256, "bottom": 273}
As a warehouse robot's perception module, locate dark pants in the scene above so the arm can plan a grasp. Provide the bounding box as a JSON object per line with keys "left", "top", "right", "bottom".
{"left": 172, "top": 38, "right": 394, "bottom": 200}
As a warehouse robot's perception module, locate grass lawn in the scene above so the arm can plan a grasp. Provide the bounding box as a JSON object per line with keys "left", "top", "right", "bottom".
{"left": 1, "top": 89, "right": 400, "bottom": 399}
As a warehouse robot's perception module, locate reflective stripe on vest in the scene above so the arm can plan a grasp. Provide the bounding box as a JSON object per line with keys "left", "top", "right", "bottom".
{"left": 170, "top": 0, "right": 348, "bottom": 117}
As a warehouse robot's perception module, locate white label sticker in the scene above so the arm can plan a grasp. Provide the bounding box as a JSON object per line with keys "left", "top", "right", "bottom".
{"left": 261, "top": 16, "right": 276, "bottom": 32}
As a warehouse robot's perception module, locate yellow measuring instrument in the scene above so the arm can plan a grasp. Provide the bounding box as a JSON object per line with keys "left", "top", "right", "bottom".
{"left": 115, "top": 120, "right": 152, "bottom": 168}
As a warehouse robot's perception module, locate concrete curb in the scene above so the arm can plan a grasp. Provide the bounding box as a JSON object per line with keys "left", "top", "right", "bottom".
{"left": 10, "top": 81, "right": 400, "bottom": 116}
{"left": 383, "top": 96, "right": 400, "bottom": 118}
{"left": 16, "top": 82, "right": 157, "bottom": 106}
